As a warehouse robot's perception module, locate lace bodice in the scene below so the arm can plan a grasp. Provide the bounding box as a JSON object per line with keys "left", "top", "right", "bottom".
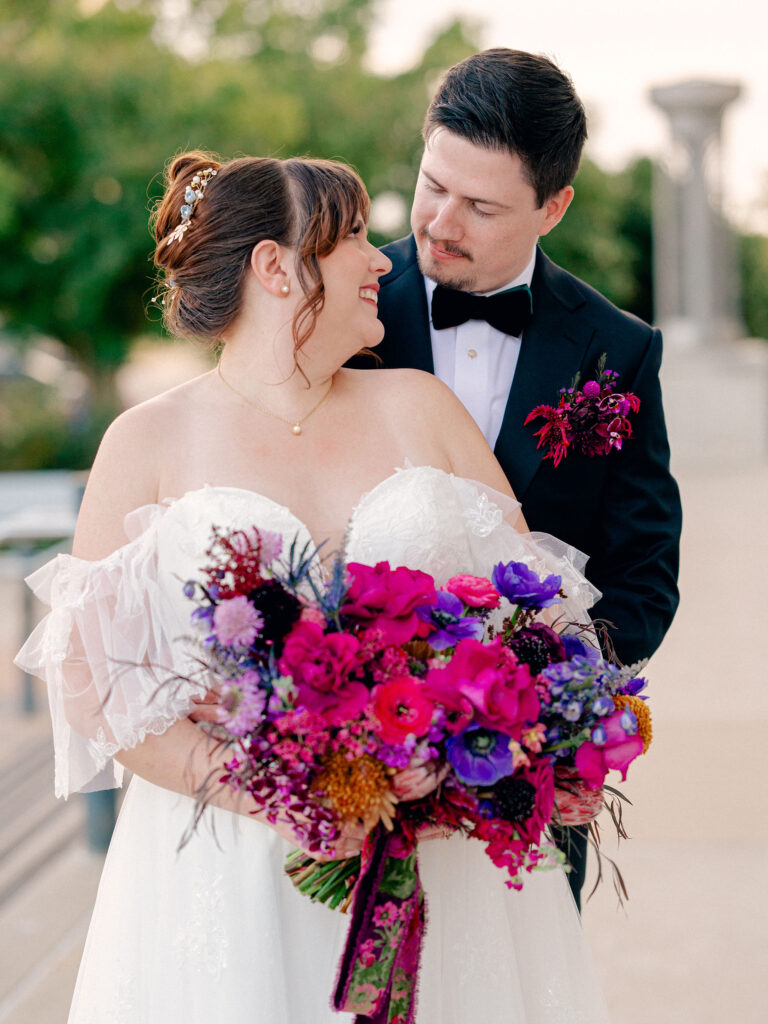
{"left": 17, "top": 465, "right": 598, "bottom": 798}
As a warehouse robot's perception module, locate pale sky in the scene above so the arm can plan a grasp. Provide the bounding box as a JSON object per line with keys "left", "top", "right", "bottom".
{"left": 367, "top": 0, "right": 768, "bottom": 232}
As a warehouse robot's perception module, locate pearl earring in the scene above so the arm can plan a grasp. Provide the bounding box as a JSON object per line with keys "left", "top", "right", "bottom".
{"left": 280, "top": 283, "right": 290, "bottom": 295}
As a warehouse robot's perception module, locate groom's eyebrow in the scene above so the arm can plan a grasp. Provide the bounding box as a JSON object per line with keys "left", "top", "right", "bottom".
{"left": 422, "top": 170, "right": 511, "bottom": 209}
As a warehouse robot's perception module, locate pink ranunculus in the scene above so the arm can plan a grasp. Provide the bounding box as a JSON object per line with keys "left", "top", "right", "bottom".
{"left": 278, "top": 621, "right": 367, "bottom": 725}
{"left": 342, "top": 561, "right": 437, "bottom": 645}
{"left": 573, "top": 709, "right": 644, "bottom": 789}
{"left": 372, "top": 677, "right": 435, "bottom": 744}
{"left": 424, "top": 639, "right": 539, "bottom": 738}
{"left": 444, "top": 574, "right": 501, "bottom": 609}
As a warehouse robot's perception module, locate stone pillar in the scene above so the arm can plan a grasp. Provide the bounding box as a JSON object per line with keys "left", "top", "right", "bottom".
{"left": 649, "top": 79, "right": 768, "bottom": 469}
{"left": 650, "top": 80, "right": 743, "bottom": 350}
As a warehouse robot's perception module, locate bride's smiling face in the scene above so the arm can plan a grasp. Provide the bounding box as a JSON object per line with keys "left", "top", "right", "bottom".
{"left": 312, "top": 218, "right": 392, "bottom": 358}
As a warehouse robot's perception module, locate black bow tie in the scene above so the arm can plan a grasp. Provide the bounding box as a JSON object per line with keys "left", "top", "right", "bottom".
{"left": 431, "top": 283, "right": 533, "bottom": 336}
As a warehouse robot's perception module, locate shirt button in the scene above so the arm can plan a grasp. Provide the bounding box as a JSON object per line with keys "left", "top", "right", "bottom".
{"left": 467, "top": 348, "right": 478, "bottom": 359}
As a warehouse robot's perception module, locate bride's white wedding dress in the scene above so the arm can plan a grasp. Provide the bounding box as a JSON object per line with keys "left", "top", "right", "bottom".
{"left": 17, "top": 466, "right": 610, "bottom": 1023}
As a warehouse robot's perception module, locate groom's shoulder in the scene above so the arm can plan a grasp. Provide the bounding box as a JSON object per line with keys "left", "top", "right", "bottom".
{"left": 538, "top": 249, "right": 655, "bottom": 344}
{"left": 379, "top": 234, "right": 419, "bottom": 288}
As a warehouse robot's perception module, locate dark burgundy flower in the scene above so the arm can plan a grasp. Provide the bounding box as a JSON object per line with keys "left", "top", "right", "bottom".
{"left": 491, "top": 758, "right": 555, "bottom": 843}
{"left": 507, "top": 623, "right": 566, "bottom": 674}
{"left": 248, "top": 579, "right": 302, "bottom": 654}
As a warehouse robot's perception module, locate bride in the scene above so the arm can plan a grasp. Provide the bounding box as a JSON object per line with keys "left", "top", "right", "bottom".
{"left": 17, "top": 151, "right": 609, "bottom": 1022}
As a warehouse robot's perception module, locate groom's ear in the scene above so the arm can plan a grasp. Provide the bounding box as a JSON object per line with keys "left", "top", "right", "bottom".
{"left": 249, "top": 239, "right": 293, "bottom": 298}
{"left": 538, "top": 186, "right": 575, "bottom": 237}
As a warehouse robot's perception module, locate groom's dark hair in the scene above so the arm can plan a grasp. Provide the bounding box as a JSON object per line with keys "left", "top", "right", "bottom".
{"left": 423, "top": 48, "right": 587, "bottom": 207}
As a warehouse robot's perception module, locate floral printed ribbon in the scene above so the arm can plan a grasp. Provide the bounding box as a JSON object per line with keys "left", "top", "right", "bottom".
{"left": 333, "top": 825, "right": 425, "bottom": 1024}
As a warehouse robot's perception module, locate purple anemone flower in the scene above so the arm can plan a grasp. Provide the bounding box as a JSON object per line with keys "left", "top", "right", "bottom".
{"left": 446, "top": 725, "right": 515, "bottom": 785}
{"left": 622, "top": 676, "right": 648, "bottom": 697}
{"left": 417, "top": 591, "right": 484, "bottom": 651}
{"left": 491, "top": 561, "right": 562, "bottom": 610}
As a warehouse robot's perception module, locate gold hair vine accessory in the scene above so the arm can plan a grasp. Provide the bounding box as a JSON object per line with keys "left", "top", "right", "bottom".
{"left": 163, "top": 167, "right": 218, "bottom": 247}
{"left": 216, "top": 362, "right": 333, "bottom": 436}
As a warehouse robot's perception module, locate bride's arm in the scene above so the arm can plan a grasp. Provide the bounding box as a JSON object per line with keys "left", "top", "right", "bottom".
{"left": 114, "top": 722, "right": 365, "bottom": 858}
{"left": 71, "top": 405, "right": 363, "bottom": 858}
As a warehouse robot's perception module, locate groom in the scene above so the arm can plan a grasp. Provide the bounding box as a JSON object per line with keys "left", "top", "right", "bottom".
{"left": 366, "top": 48, "right": 682, "bottom": 907}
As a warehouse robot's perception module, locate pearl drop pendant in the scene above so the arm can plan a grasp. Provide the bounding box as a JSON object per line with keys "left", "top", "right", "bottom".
{"left": 292, "top": 423, "right": 302, "bottom": 435}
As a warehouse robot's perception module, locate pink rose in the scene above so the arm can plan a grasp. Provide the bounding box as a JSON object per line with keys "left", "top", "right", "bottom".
{"left": 278, "top": 621, "right": 367, "bottom": 725}
{"left": 342, "top": 561, "right": 437, "bottom": 645}
{"left": 444, "top": 574, "right": 501, "bottom": 609}
{"left": 573, "top": 709, "right": 644, "bottom": 789}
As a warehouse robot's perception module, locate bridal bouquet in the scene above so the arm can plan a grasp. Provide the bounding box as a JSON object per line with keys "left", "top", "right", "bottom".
{"left": 181, "top": 524, "right": 651, "bottom": 1023}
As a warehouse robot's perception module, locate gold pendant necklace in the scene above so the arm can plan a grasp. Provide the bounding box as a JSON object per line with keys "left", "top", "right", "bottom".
{"left": 216, "top": 362, "right": 333, "bottom": 436}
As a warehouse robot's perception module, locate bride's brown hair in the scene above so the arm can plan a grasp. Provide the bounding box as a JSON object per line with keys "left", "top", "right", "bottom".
{"left": 152, "top": 150, "right": 371, "bottom": 358}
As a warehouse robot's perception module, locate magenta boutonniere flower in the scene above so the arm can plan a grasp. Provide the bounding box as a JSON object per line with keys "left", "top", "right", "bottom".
{"left": 525, "top": 353, "right": 640, "bottom": 466}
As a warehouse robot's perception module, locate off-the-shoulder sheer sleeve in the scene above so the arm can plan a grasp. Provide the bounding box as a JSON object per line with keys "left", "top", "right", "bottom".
{"left": 14, "top": 504, "right": 205, "bottom": 798}
{"left": 449, "top": 475, "right": 601, "bottom": 626}
{"left": 346, "top": 466, "right": 600, "bottom": 627}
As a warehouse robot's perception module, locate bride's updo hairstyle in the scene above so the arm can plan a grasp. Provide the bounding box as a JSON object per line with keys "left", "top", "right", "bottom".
{"left": 152, "top": 150, "right": 370, "bottom": 355}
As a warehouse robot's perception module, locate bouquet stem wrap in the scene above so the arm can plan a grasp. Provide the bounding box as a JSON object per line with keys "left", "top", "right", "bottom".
{"left": 333, "top": 824, "right": 425, "bottom": 1024}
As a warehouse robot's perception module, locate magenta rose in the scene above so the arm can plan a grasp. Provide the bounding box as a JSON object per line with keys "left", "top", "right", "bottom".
{"left": 574, "top": 709, "right": 644, "bottom": 789}
{"left": 278, "top": 621, "right": 367, "bottom": 725}
{"left": 424, "top": 638, "right": 539, "bottom": 737}
{"left": 342, "top": 561, "right": 437, "bottom": 645}
{"left": 444, "top": 574, "right": 501, "bottom": 609}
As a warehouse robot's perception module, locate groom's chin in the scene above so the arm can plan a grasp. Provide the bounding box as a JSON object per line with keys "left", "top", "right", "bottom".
{"left": 415, "top": 248, "right": 475, "bottom": 293}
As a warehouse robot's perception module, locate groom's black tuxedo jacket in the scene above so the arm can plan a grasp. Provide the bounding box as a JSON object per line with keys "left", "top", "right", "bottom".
{"left": 368, "top": 235, "right": 682, "bottom": 666}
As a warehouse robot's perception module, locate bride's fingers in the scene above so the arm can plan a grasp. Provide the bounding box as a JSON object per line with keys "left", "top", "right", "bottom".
{"left": 392, "top": 762, "right": 450, "bottom": 800}
{"left": 188, "top": 705, "right": 221, "bottom": 724}
{"left": 188, "top": 688, "right": 221, "bottom": 724}
{"left": 339, "top": 821, "right": 368, "bottom": 840}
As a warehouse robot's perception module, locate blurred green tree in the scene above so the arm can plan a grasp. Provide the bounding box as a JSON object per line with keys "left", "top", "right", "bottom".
{"left": 741, "top": 233, "right": 768, "bottom": 340}
{"left": 0, "top": 0, "right": 476, "bottom": 418}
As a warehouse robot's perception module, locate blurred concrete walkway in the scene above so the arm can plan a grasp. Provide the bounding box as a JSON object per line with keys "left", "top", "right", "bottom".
{"left": 0, "top": 460, "right": 766, "bottom": 1021}
{"left": 582, "top": 462, "right": 768, "bottom": 1021}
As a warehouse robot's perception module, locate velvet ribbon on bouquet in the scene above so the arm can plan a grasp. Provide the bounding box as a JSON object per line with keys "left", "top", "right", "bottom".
{"left": 333, "top": 824, "right": 425, "bottom": 1024}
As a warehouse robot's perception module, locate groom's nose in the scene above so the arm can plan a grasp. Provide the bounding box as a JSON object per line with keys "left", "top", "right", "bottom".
{"left": 428, "top": 198, "right": 463, "bottom": 242}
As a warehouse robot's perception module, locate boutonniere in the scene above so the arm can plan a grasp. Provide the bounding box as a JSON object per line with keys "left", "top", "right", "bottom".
{"left": 524, "top": 353, "right": 641, "bottom": 466}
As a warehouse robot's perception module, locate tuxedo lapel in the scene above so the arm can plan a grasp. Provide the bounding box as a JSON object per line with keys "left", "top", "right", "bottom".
{"left": 378, "top": 236, "right": 434, "bottom": 372}
{"left": 495, "top": 249, "right": 595, "bottom": 497}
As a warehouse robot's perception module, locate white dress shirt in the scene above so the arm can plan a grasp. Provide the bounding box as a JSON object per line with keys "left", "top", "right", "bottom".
{"left": 426, "top": 248, "right": 537, "bottom": 450}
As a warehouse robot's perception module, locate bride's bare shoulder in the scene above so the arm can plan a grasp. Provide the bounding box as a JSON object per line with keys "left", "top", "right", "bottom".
{"left": 103, "top": 372, "right": 215, "bottom": 442}
{"left": 74, "top": 373, "right": 215, "bottom": 558}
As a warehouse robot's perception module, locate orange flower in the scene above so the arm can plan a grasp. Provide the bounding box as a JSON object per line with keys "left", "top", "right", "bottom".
{"left": 613, "top": 694, "right": 652, "bottom": 753}
{"left": 313, "top": 750, "right": 398, "bottom": 832}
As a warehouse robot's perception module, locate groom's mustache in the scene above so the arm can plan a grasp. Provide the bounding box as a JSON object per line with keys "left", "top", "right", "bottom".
{"left": 419, "top": 229, "right": 473, "bottom": 261}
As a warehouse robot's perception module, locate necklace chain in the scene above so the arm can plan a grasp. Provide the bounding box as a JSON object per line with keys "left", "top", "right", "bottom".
{"left": 216, "top": 362, "right": 333, "bottom": 436}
